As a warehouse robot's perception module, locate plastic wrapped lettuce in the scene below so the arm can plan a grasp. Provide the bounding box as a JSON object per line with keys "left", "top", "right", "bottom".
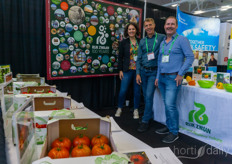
{"left": 95, "top": 152, "right": 130, "bottom": 164}
{"left": 49, "top": 109, "right": 75, "bottom": 119}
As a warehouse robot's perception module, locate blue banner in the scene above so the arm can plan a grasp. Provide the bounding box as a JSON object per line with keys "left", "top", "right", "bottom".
{"left": 177, "top": 7, "right": 220, "bottom": 51}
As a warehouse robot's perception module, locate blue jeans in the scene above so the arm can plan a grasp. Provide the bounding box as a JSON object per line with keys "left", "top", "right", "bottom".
{"left": 158, "top": 74, "right": 181, "bottom": 135}
{"left": 118, "top": 70, "right": 141, "bottom": 109}
{"left": 140, "top": 69, "right": 157, "bottom": 123}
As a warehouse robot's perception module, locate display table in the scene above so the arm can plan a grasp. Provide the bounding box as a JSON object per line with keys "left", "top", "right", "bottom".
{"left": 153, "top": 85, "right": 232, "bottom": 155}
{"left": 4, "top": 98, "right": 182, "bottom": 164}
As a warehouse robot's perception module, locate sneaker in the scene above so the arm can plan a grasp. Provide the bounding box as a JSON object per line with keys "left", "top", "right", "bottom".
{"left": 115, "top": 108, "right": 122, "bottom": 117}
{"left": 162, "top": 132, "right": 179, "bottom": 143}
{"left": 137, "top": 122, "right": 149, "bottom": 132}
{"left": 133, "top": 109, "right": 139, "bottom": 119}
{"left": 155, "top": 127, "right": 169, "bottom": 134}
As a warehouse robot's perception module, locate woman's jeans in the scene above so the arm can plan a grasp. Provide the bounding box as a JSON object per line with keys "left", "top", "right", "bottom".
{"left": 118, "top": 70, "right": 141, "bottom": 110}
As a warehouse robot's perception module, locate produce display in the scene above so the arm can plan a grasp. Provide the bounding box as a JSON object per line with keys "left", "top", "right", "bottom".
{"left": 48, "top": 134, "right": 112, "bottom": 159}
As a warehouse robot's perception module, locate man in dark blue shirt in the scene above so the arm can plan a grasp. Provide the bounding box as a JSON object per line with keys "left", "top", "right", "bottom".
{"left": 136, "top": 18, "right": 165, "bottom": 132}
{"left": 155, "top": 16, "right": 194, "bottom": 143}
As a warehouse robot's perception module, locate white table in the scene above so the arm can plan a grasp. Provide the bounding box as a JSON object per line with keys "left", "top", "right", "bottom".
{"left": 5, "top": 98, "right": 182, "bottom": 164}
{"left": 153, "top": 85, "right": 232, "bottom": 155}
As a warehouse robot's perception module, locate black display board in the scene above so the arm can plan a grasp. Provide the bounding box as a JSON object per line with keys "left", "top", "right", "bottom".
{"left": 46, "top": 0, "right": 142, "bottom": 80}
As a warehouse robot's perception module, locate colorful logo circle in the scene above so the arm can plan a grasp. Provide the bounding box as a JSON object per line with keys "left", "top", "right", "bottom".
{"left": 74, "top": 31, "right": 83, "bottom": 41}
{"left": 87, "top": 26, "right": 96, "bottom": 36}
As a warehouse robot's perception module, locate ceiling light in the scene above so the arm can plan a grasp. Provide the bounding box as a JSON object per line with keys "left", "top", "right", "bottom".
{"left": 226, "top": 19, "right": 232, "bottom": 22}
{"left": 194, "top": 10, "right": 205, "bottom": 14}
{"left": 220, "top": 5, "right": 232, "bottom": 11}
{"left": 216, "top": 15, "right": 219, "bottom": 17}
{"left": 124, "top": 2, "right": 129, "bottom": 5}
{"left": 212, "top": 16, "right": 216, "bottom": 18}
{"left": 153, "top": 9, "right": 159, "bottom": 11}
{"left": 171, "top": 4, "right": 178, "bottom": 7}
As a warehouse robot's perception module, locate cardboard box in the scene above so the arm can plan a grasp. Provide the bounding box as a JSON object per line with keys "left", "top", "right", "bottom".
{"left": 34, "top": 109, "right": 75, "bottom": 145}
{"left": 39, "top": 118, "right": 116, "bottom": 160}
{"left": 13, "top": 82, "right": 38, "bottom": 95}
{"left": 16, "top": 73, "right": 40, "bottom": 78}
{"left": 11, "top": 97, "right": 39, "bottom": 164}
{"left": 21, "top": 86, "right": 56, "bottom": 94}
{"left": 17, "top": 77, "right": 45, "bottom": 85}
{"left": 33, "top": 97, "right": 71, "bottom": 111}
{"left": 12, "top": 96, "right": 74, "bottom": 145}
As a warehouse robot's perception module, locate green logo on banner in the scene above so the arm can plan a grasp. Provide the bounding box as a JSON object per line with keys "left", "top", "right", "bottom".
{"left": 189, "top": 102, "right": 208, "bottom": 125}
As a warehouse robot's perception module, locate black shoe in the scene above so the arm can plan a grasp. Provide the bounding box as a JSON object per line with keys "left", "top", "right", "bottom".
{"left": 137, "top": 122, "right": 149, "bottom": 133}
{"left": 162, "top": 132, "right": 179, "bottom": 143}
{"left": 155, "top": 127, "right": 169, "bottom": 134}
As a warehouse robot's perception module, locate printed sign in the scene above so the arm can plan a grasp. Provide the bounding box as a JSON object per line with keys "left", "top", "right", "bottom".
{"left": 46, "top": 0, "right": 142, "bottom": 79}
{"left": 177, "top": 7, "right": 220, "bottom": 51}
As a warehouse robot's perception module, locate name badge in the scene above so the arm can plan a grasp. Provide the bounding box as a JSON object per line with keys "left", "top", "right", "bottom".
{"left": 162, "top": 55, "right": 169, "bottom": 63}
{"left": 147, "top": 52, "right": 155, "bottom": 60}
{"left": 134, "top": 55, "right": 137, "bottom": 61}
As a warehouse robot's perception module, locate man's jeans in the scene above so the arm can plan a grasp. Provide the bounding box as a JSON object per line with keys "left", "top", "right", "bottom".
{"left": 118, "top": 70, "right": 141, "bottom": 109}
{"left": 140, "top": 69, "right": 157, "bottom": 123}
{"left": 158, "top": 74, "right": 181, "bottom": 135}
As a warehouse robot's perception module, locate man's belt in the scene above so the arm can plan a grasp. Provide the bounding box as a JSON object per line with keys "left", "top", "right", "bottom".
{"left": 160, "top": 72, "right": 178, "bottom": 75}
{"left": 143, "top": 66, "right": 157, "bottom": 70}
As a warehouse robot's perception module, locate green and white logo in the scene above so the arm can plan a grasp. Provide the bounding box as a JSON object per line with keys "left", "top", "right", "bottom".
{"left": 189, "top": 101, "right": 208, "bottom": 125}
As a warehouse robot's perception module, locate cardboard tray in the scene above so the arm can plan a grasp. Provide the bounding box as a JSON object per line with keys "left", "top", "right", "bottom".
{"left": 16, "top": 74, "right": 40, "bottom": 78}
{"left": 40, "top": 118, "right": 116, "bottom": 159}
{"left": 21, "top": 86, "right": 56, "bottom": 94}
{"left": 33, "top": 97, "right": 71, "bottom": 111}
{"left": 17, "top": 77, "right": 45, "bottom": 85}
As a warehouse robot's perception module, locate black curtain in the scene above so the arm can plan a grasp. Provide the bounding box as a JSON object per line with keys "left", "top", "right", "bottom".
{"left": 0, "top": 0, "right": 46, "bottom": 76}
{"left": 0, "top": 0, "right": 176, "bottom": 110}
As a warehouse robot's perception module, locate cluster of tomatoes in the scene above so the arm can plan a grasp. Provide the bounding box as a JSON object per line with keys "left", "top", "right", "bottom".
{"left": 48, "top": 134, "right": 112, "bottom": 159}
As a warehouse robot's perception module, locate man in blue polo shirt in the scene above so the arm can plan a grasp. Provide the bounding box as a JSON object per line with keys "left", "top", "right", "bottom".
{"left": 136, "top": 18, "right": 165, "bottom": 132}
{"left": 155, "top": 16, "right": 194, "bottom": 143}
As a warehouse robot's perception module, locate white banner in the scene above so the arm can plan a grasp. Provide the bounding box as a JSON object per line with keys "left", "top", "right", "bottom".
{"left": 153, "top": 86, "right": 232, "bottom": 155}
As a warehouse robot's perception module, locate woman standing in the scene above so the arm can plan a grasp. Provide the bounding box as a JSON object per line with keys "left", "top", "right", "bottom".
{"left": 115, "top": 23, "right": 141, "bottom": 119}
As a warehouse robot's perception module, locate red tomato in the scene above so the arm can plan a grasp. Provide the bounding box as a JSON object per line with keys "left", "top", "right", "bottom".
{"left": 48, "top": 147, "right": 69, "bottom": 159}
{"left": 91, "top": 134, "right": 109, "bottom": 146}
{"left": 91, "top": 143, "right": 112, "bottom": 156}
{"left": 51, "top": 137, "right": 72, "bottom": 151}
{"left": 71, "top": 144, "right": 91, "bottom": 157}
{"left": 73, "top": 134, "right": 91, "bottom": 147}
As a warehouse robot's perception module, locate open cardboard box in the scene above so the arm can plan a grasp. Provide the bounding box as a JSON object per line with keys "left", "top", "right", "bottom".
{"left": 21, "top": 86, "right": 56, "bottom": 94}
{"left": 17, "top": 77, "right": 45, "bottom": 85}
{"left": 13, "top": 81, "right": 38, "bottom": 95}
{"left": 39, "top": 118, "right": 117, "bottom": 161}
{"left": 16, "top": 73, "right": 40, "bottom": 78}
{"left": 33, "top": 96, "right": 73, "bottom": 145}
{"left": 33, "top": 97, "right": 71, "bottom": 111}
